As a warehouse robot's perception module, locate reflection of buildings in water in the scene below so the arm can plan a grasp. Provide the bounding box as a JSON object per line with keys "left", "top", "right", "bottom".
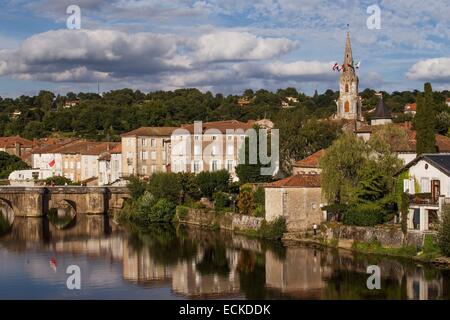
{"left": 171, "top": 249, "right": 241, "bottom": 298}
{"left": 406, "top": 267, "right": 443, "bottom": 300}
{"left": 122, "top": 239, "right": 172, "bottom": 285}
{"left": 265, "top": 247, "right": 331, "bottom": 298}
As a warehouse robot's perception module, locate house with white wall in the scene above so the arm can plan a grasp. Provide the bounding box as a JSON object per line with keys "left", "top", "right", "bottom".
{"left": 396, "top": 154, "right": 450, "bottom": 232}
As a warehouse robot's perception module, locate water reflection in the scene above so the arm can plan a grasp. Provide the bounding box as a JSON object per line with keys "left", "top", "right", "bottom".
{"left": 0, "top": 216, "right": 449, "bottom": 300}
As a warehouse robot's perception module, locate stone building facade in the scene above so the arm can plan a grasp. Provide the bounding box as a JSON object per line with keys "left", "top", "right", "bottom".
{"left": 264, "top": 174, "right": 325, "bottom": 232}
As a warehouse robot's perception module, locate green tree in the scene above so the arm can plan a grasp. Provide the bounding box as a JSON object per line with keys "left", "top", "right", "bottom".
{"left": 236, "top": 127, "right": 274, "bottom": 183}
{"left": 0, "top": 151, "right": 30, "bottom": 179}
{"left": 147, "top": 172, "right": 181, "bottom": 203}
{"left": 416, "top": 83, "right": 436, "bottom": 154}
{"left": 45, "top": 176, "right": 75, "bottom": 186}
{"left": 438, "top": 205, "right": 450, "bottom": 257}
{"left": 195, "top": 170, "right": 230, "bottom": 199}
{"left": 319, "top": 133, "right": 369, "bottom": 204}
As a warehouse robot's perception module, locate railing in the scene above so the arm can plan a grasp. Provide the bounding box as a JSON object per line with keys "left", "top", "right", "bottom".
{"left": 409, "top": 193, "right": 438, "bottom": 205}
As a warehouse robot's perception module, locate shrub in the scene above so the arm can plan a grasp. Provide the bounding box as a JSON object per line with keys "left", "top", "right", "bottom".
{"left": 147, "top": 172, "right": 181, "bottom": 203}
{"left": 175, "top": 205, "right": 189, "bottom": 221}
{"left": 254, "top": 205, "right": 265, "bottom": 218}
{"left": 237, "top": 184, "right": 254, "bottom": 215}
{"left": 254, "top": 187, "right": 265, "bottom": 206}
{"left": 149, "top": 198, "right": 176, "bottom": 223}
{"left": 195, "top": 170, "right": 230, "bottom": 199}
{"left": 343, "top": 203, "right": 384, "bottom": 226}
{"left": 127, "top": 175, "right": 147, "bottom": 199}
{"left": 45, "top": 175, "right": 76, "bottom": 186}
{"left": 438, "top": 205, "right": 450, "bottom": 257}
{"left": 213, "top": 191, "right": 230, "bottom": 211}
{"left": 258, "top": 217, "right": 286, "bottom": 240}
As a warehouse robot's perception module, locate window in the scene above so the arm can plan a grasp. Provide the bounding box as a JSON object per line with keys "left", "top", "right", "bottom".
{"left": 345, "top": 83, "right": 349, "bottom": 93}
{"left": 195, "top": 135, "right": 200, "bottom": 141}
{"left": 421, "top": 178, "right": 430, "bottom": 193}
{"left": 193, "top": 161, "right": 200, "bottom": 173}
{"left": 70, "top": 162, "right": 74, "bottom": 169}
{"left": 142, "top": 138, "right": 147, "bottom": 147}
{"left": 151, "top": 139, "right": 156, "bottom": 147}
{"left": 151, "top": 165, "right": 156, "bottom": 173}
{"left": 64, "top": 161, "right": 69, "bottom": 169}
{"left": 142, "top": 151, "right": 148, "bottom": 160}
{"left": 142, "top": 165, "right": 147, "bottom": 174}
{"left": 151, "top": 151, "right": 156, "bottom": 160}
{"left": 212, "top": 145, "right": 217, "bottom": 156}
{"left": 227, "top": 144, "right": 234, "bottom": 156}
{"left": 127, "top": 139, "right": 132, "bottom": 147}
{"left": 127, "top": 152, "right": 133, "bottom": 159}
{"left": 194, "top": 145, "right": 201, "bottom": 156}
{"left": 212, "top": 160, "right": 218, "bottom": 172}
{"left": 212, "top": 136, "right": 217, "bottom": 141}
{"left": 227, "top": 160, "right": 233, "bottom": 172}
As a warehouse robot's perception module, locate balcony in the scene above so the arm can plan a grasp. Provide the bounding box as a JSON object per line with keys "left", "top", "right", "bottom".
{"left": 410, "top": 193, "right": 437, "bottom": 205}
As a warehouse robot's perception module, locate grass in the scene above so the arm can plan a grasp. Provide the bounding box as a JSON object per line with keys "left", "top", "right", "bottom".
{"left": 351, "top": 240, "right": 417, "bottom": 258}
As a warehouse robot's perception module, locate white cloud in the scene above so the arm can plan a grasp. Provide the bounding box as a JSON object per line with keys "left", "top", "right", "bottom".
{"left": 194, "top": 31, "right": 298, "bottom": 62}
{"left": 407, "top": 57, "right": 450, "bottom": 82}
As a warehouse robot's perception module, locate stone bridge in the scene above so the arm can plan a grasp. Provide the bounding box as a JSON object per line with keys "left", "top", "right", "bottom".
{"left": 0, "top": 186, "right": 130, "bottom": 217}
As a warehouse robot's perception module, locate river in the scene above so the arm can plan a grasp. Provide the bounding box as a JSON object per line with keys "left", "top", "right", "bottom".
{"left": 0, "top": 214, "right": 449, "bottom": 300}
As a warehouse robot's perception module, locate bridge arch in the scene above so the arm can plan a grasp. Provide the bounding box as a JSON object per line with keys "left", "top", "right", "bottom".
{"left": 0, "top": 198, "right": 15, "bottom": 234}
{"left": 48, "top": 199, "right": 77, "bottom": 229}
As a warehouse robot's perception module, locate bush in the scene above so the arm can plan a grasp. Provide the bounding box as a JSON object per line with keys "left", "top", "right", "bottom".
{"left": 135, "top": 192, "right": 176, "bottom": 224}
{"left": 147, "top": 172, "right": 181, "bottom": 203}
{"left": 438, "top": 205, "right": 450, "bottom": 257}
{"left": 254, "top": 187, "right": 265, "bottom": 206}
{"left": 237, "top": 184, "right": 254, "bottom": 215}
{"left": 343, "top": 203, "right": 384, "bottom": 226}
{"left": 254, "top": 205, "right": 265, "bottom": 218}
{"left": 259, "top": 217, "right": 286, "bottom": 240}
{"left": 213, "top": 191, "right": 230, "bottom": 211}
{"left": 45, "top": 175, "right": 76, "bottom": 186}
{"left": 127, "top": 175, "right": 147, "bottom": 199}
{"left": 175, "top": 205, "right": 189, "bottom": 222}
{"left": 195, "top": 170, "right": 230, "bottom": 199}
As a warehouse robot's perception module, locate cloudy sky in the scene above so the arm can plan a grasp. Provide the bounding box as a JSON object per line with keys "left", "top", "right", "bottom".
{"left": 0, "top": 0, "right": 449, "bottom": 97}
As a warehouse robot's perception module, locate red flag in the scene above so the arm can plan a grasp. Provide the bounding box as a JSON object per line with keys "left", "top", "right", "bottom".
{"left": 49, "top": 159, "right": 55, "bottom": 167}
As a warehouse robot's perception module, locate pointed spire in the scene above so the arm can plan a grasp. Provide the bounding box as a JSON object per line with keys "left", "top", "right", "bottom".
{"left": 343, "top": 31, "right": 353, "bottom": 70}
{"left": 373, "top": 93, "right": 391, "bottom": 119}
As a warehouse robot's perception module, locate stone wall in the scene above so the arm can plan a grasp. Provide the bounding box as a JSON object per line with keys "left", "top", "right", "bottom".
{"left": 177, "top": 207, "right": 263, "bottom": 232}
{"left": 324, "top": 224, "right": 428, "bottom": 248}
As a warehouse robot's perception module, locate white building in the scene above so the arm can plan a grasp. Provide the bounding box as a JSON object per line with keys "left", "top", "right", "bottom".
{"left": 397, "top": 154, "right": 450, "bottom": 232}
{"left": 8, "top": 169, "right": 54, "bottom": 186}
{"left": 98, "top": 144, "right": 123, "bottom": 185}
{"left": 171, "top": 120, "right": 254, "bottom": 181}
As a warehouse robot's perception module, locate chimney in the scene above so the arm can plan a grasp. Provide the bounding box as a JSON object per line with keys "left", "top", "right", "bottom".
{"left": 15, "top": 142, "right": 21, "bottom": 157}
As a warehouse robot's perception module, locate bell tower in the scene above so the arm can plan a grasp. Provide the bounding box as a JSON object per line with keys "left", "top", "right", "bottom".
{"left": 336, "top": 32, "right": 362, "bottom": 120}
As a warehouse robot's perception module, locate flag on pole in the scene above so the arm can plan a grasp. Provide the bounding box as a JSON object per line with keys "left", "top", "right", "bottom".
{"left": 49, "top": 159, "right": 55, "bottom": 167}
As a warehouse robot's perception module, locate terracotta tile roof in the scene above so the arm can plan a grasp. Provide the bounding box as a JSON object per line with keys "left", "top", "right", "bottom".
{"left": 181, "top": 120, "right": 255, "bottom": 134}
{"left": 404, "top": 103, "right": 416, "bottom": 112}
{"left": 121, "top": 127, "right": 178, "bottom": 137}
{"left": 266, "top": 174, "right": 321, "bottom": 188}
{"left": 0, "top": 136, "right": 33, "bottom": 148}
{"left": 50, "top": 141, "right": 119, "bottom": 156}
{"left": 110, "top": 144, "right": 122, "bottom": 154}
{"left": 293, "top": 149, "right": 325, "bottom": 168}
{"left": 31, "top": 139, "right": 81, "bottom": 154}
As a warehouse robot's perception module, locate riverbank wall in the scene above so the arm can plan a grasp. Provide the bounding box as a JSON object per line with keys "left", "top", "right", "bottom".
{"left": 175, "top": 207, "right": 263, "bottom": 232}
{"left": 284, "top": 223, "right": 430, "bottom": 249}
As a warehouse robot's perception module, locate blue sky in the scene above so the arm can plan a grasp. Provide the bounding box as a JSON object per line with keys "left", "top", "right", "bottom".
{"left": 0, "top": 0, "right": 449, "bottom": 97}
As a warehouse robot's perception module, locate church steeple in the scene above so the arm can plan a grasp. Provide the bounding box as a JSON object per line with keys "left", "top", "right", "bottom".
{"left": 335, "top": 31, "right": 362, "bottom": 121}
{"left": 343, "top": 32, "right": 354, "bottom": 73}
